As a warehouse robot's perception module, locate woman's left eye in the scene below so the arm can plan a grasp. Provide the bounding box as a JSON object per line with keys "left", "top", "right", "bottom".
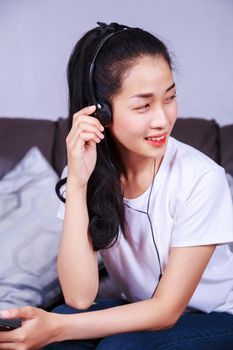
{"left": 165, "top": 94, "right": 177, "bottom": 103}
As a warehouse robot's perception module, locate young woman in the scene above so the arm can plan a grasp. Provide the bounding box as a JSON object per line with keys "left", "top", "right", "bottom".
{"left": 0, "top": 22, "right": 233, "bottom": 350}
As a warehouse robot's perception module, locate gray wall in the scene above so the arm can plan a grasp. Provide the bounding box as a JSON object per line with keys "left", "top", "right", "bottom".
{"left": 0, "top": 0, "right": 232, "bottom": 125}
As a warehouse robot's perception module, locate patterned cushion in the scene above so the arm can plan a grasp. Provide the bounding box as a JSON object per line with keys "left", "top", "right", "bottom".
{"left": 0, "top": 147, "right": 63, "bottom": 310}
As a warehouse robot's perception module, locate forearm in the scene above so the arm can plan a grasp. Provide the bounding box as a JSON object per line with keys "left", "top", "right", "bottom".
{"left": 57, "top": 184, "right": 98, "bottom": 308}
{"left": 54, "top": 298, "right": 178, "bottom": 342}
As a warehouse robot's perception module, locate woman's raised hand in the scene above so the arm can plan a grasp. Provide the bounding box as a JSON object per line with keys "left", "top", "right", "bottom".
{"left": 66, "top": 105, "right": 105, "bottom": 188}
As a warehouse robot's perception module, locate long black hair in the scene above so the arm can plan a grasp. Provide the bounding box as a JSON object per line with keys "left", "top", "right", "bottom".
{"left": 56, "top": 22, "right": 174, "bottom": 250}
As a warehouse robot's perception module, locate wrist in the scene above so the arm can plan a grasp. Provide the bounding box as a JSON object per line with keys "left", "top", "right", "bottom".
{"left": 52, "top": 314, "right": 78, "bottom": 343}
{"left": 66, "top": 179, "right": 87, "bottom": 194}
{"left": 49, "top": 313, "right": 68, "bottom": 343}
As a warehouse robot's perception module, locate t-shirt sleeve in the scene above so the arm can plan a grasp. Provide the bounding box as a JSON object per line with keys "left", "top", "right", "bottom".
{"left": 56, "top": 166, "right": 68, "bottom": 220}
{"left": 171, "top": 167, "right": 233, "bottom": 247}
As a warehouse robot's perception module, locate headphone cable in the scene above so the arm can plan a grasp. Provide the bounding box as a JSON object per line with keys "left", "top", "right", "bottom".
{"left": 123, "top": 158, "right": 163, "bottom": 297}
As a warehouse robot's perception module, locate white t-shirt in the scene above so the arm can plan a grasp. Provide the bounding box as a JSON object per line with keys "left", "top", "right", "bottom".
{"left": 57, "top": 137, "right": 233, "bottom": 314}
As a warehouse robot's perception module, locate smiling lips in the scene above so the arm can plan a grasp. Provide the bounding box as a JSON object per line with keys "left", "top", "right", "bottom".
{"left": 145, "top": 134, "right": 167, "bottom": 147}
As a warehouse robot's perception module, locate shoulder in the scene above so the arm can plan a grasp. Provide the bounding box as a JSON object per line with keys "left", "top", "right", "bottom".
{"left": 165, "top": 137, "right": 229, "bottom": 209}
{"left": 168, "top": 140, "right": 233, "bottom": 247}
{"left": 170, "top": 136, "right": 221, "bottom": 171}
{"left": 168, "top": 137, "right": 225, "bottom": 184}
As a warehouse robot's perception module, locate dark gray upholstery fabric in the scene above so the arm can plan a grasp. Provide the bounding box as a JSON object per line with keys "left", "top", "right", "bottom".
{"left": 171, "top": 118, "right": 220, "bottom": 163}
{"left": 219, "top": 124, "right": 233, "bottom": 177}
{"left": 0, "top": 118, "right": 55, "bottom": 178}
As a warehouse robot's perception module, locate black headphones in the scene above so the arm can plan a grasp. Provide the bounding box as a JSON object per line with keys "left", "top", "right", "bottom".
{"left": 88, "top": 22, "right": 128, "bottom": 126}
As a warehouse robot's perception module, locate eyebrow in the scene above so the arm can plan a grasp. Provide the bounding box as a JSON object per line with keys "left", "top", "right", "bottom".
{"left": 131, "top": 82, "right": 176, "bottom": 99}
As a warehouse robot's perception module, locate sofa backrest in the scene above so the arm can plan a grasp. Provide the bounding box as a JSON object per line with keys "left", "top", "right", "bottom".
{"left": 0, "top": 116, "right": 232, "bottom": 179}
{"left": 0, "top": 118, "right": 56, "bottom": 178}
{"left": 219, "top": 125, "right": 233, "bottom": 176}
{"left": 172, "top": 118, "right": 220, "bottom": 162}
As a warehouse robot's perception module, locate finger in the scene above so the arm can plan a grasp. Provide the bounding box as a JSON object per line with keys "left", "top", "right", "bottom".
{"left": 79, "top": 131, "right": 102, "bottom": 144}
{"left": 0, "top": 343, "right": 16, "bottom": 349}
{"left": 73, "top": 105, "right": 96, "bottom": 120}
{"left": 0, "top": 308, "right": 18, "bottom": 319}
{"left": 73, "top": 115, "right": 104, "bottom": 132}
{"left": 0, "top": 328, "right": 20, "bottom": 342}
{"left": 0, "top": 306, "right": 34, "bottom": 320}
{"left": 77, "top": 122, "right": 104, "bottom": 140}
{"left": 68, "top": 130, "right": 101, "bottom": 150}
{"left": 67, "top": 124, "right": 104, "bottom": 148}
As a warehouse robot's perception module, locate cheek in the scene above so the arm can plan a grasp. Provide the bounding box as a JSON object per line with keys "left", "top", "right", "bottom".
{"left": 167, "top": 100, "right": 178, "bottom": 125}
{"left": 111, "top": 119, "right": 140, "bottom": 142}
{"left": 109, "top": 113, "right": 128, "bottom": 142}
{"left": 110, "top": 109, "right": 140, "bottom": 137}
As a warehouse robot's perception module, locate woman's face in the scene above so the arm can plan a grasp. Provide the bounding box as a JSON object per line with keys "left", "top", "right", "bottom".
{"left": 109, "top": 55, "right": 178, "bottom": 165}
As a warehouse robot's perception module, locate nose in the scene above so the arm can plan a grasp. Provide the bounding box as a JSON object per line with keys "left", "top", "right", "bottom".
{"left": 150, "top": 105, "right": 169, "bottom": 130}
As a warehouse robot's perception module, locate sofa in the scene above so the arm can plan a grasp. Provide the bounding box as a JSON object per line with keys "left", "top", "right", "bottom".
{"left": 1, "top": 116, "right": 233, "bottom": 180}
{"left": 0, "top": 116, "right": 233, "bottom": 310}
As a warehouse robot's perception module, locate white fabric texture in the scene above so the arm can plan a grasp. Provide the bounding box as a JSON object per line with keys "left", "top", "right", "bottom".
{"left": 58, "top": 137, "right": 233, "bottom": 314}
{"left": 0, "top": 147, "right": 63, "bottom": 310}
{"left": 226, "top": 173, "right": 233, "bottom": 200}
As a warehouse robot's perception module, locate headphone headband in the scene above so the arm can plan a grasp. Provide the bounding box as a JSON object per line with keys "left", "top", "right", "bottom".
{"left": 88, "top": 23, "right": 129, "bottom": 109}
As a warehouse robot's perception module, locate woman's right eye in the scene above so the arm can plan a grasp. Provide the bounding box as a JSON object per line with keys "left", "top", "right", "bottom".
{"left": 135, "top": 104, "right": 150, "bottom": 112}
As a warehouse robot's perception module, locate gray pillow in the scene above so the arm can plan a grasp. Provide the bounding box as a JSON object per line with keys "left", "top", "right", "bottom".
{"left": 0, "top": 147, "right": 63, "bottom": 310}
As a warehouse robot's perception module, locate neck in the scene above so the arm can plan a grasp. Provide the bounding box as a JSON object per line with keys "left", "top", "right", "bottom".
{"left": 120, "top": 156, "right": 162, "bottom": 199}
{"left": 124, "top": 157, "right": 156, "bottom": 180}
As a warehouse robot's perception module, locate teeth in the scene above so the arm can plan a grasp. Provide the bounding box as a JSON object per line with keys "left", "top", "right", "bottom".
{"left": 147, "top": 136, "right": 165, "bottom": 141}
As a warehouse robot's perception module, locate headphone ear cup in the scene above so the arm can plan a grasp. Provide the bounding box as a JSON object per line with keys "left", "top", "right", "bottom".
{"left": 95, "top": 102, "right": 112, "bottom": 126}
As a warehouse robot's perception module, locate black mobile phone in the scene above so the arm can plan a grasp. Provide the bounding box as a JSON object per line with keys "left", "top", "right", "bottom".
{"left": 0, "top": 318, "right": 22, "bottom": 332}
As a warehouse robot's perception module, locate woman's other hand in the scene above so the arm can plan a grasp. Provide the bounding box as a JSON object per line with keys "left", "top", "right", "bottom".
{"left": 0, "top": 306, "right": 60, "bottom": 350}
{"left": 66, "top": 105, "right": 105, "bottom": 188}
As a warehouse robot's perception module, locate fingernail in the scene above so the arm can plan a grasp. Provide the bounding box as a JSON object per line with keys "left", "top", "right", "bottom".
{"left": 89, "top": 105, "right": 96, "bottom": 110}
{"left": 0, "top": 310, "right": 10, "bottom": 318}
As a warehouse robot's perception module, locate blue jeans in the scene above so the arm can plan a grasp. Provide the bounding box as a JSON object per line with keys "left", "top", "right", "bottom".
{"left": 44, "top": 298, "right": 233, "bottom": 349}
